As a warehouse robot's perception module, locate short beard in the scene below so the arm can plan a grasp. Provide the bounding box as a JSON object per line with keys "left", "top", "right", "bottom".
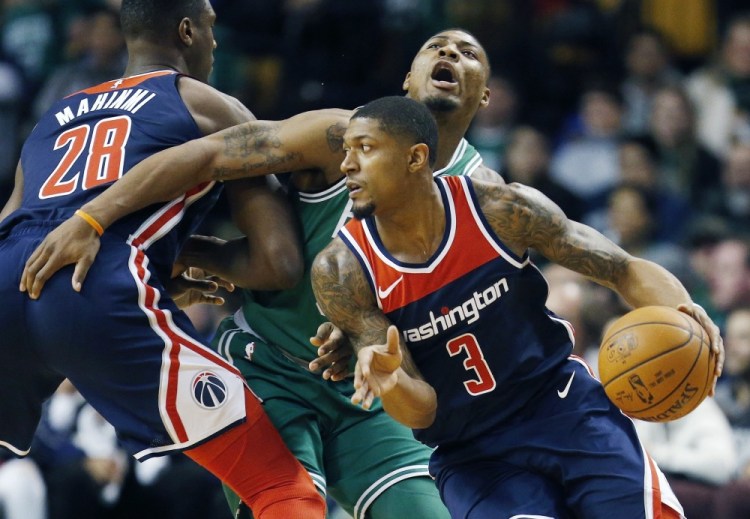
{"left": 352, "top": 202, "right": 375, "bottom": 220}
{"left": 422, "top": 96, "right": 459, "bottom": 113}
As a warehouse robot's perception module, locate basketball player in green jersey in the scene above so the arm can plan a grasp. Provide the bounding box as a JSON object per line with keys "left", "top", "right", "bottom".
{"left": 21, "top": 29, "right": 501, "bottom": 518}
{"left": 210, "top": 29, "right": 500, "bottom": 519}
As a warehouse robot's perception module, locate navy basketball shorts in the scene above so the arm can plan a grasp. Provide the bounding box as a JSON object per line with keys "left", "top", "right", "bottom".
{"left": 429, "top": 357, "right": 684, "bottom": 519}
{"left": 0, "top": 223, "right": 247, "bottom": 460}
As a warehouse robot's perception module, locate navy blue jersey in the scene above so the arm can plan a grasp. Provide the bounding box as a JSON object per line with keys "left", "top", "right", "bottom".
{"left": 0, "top": 71, "right": 247, "bottom": 460}
{"left": 2, "top": 70, "right": 220, "bottom": 280}
{"left": 339, "top": 176, "right": 576, "bottom": 447}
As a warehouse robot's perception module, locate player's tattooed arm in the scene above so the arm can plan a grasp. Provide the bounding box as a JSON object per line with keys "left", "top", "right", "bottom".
{"left": 310, "top": 239, "right": 422, "bottom": 379}
{"left": 473, "top": 179, "right": 695, "bottom": 309}
{"left": 473, "top": 180, "right": 630, "bottom": 288}
{"left": 312, "top": 239, "right": 437, "bottom": 426}
{"left": 210, "top": 109, "right": 350, "bottom": 182}
{"left": 311, "top": 239, "right": 392, "bottom": 353}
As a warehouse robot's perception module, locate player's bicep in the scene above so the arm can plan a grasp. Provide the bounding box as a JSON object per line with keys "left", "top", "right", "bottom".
{"left": 311, "top": 240, "right": 389, "bottom": 352}
{"left": 477, "top": 180, "right": 631, "bottom": 287}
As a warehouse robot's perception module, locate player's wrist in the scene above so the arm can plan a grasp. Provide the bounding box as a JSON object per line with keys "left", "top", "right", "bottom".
{"left": 74, "top": 209, "right": 104, "bottom": 236}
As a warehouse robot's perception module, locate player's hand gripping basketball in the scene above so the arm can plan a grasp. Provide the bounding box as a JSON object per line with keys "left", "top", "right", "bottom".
{"left": 20, "top": 214, "right": 100, "bottom": 299}
{"left": 352, "top": 325, "right": 403, "bottom": 409}
{"left": 677, "top": 302, "right": 724, "bottom": 394}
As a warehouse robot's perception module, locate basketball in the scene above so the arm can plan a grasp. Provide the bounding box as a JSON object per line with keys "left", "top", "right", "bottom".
{"left": 598, "top": 306, "right": 715, "bottom": 422}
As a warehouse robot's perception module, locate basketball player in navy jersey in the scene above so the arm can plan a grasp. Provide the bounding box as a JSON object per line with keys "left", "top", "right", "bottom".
{"left": 0, "top": 1, "right": 326, "bottom": 517}
{"left": 309, "top": 96, "right": 725, "bottom": 519}
{"left": 16, "top": 29, "right": 500, "bottom": 519}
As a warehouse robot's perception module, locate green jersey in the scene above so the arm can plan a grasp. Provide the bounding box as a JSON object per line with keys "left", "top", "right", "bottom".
{"left": 236, "top": 138, "right": 483, "bottom": 362}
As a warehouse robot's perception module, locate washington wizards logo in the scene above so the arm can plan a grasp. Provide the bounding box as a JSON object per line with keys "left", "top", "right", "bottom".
{"left": 192, "top": 371, "right": 228, "bottom": 409}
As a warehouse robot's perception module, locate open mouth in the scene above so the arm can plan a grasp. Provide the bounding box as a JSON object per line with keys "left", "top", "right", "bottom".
{"left": 431, "top": 63, "right": 457, "bottom": 87}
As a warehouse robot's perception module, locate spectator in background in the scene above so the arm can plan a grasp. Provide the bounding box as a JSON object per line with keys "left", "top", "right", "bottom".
{"left": 620, "top": 27, "right": 682, "bottom": 134}
{"left": 648, "top": 84, "right": 721, "bottom": 207}
{"left": 32, "top": 6, "right": 126, "bottom": 119}
{"left": 0, "top": 52, "right": 25, "bottom": 199}
{"left": 603, "top": 183, "right": 696, "bottom": 290}
{"left": 633, "top": 397, "right": 737, "bottom": 519}
{"left": 706, "top": 237, "right": 750, "bottom": 327}
{"left": 550, "top": 81, "right": 624, "bottom": 213}
{"left": 467, "top": 74, "right": 519, "bottom": 171}
{"left": 713, "top": 306, "right": 750, "bottom": 519}
{"left": 686, "top": 12, "right": 750, "bottom": 159}
{"left": 702, "top": 141, "right": 750, "bottom": 235}
{"left": 542, "top": 263, "right": 623, "bottom": 368}
{"left": 502, "top": 124, "right": 584, "bottom": 222}
{"left": 615, "top": 133, "right": 691, "bottom": 242}
{"left": 0, "top": 453, "right": 46, "bottom": 519}
{"left": 0, "top": 0, "right": 56, "bottom": 92}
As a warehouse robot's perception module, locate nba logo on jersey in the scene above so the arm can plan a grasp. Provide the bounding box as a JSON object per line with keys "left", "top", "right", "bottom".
{"left": 191, "top": 371, "right": 228, "bottom": 409}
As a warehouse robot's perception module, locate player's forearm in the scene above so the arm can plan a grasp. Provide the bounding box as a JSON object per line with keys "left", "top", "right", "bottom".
{"left": 79, "top": 139, "right": 216, "bottom": 230}
{"left": 180, "top": 237, "right": 302, "bottom": 290}
{"left": 614, "top": 257, "right": 692, "bottom": 309}
{"left": 380, "top": 369, "right": 437, "bottom": 429}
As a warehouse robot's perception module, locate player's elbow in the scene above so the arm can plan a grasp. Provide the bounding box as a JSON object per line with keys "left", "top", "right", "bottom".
{"left": 267, "top": 253, "right": 304, "bottom": 289}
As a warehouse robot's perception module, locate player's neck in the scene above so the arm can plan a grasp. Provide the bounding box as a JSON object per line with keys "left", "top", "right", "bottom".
{"left": 123, "top": 43, "right": 188, "bottom": 79}
{"left": 375, "top": 181, "right": 444, "bottom": 263}
{"left": 434, "top": 117, "right": 472, "bottom": 170}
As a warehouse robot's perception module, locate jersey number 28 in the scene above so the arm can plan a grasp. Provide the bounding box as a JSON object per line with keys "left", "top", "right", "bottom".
{"left": 39, "top": 115, "right": 132, "bottom": 199}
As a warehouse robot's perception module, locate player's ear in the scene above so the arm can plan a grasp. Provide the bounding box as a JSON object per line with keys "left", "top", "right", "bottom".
{"left": 402, "top": 72, "right": 411, "bottom": 92}
{"left": 179, "top": 17, "right": 193, "bottom": 46}
{"left": 479, "top": 85, "right": 490, "bottom": 109}
{"left": 408, "top": 143, "right": 429, "bottom": 172}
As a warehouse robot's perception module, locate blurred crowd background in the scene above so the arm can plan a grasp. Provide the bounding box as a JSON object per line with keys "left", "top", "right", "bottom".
{"left": 3, "top": 0, "right": 750, "bottom": 518}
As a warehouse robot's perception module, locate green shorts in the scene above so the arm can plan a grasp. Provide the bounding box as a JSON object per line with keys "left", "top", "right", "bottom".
{"left": 212, "top": 316, "right": 437, "bottom": 519}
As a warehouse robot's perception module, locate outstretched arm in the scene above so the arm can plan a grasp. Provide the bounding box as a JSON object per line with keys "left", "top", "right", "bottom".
{"left": 72, "top": 108, "right": 351, "bottom": 233}
{"left": 20, "top": 108, "right": 349, "bottom": 298}
{"left": 311, "top": 239, "right": 437, "bottom": 429}
{"left": 473, "top": 179, "right": 724, "bottom": 387}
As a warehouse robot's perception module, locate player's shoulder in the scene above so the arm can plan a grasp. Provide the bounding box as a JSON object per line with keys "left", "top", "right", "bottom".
{"left": 177, "top": 76, "right": 255, "bottom": 134}
{"left": 312, "top": 236, "right": 357, "bottom": 278}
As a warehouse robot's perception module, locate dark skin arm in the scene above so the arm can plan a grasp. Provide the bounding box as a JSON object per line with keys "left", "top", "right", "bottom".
{"left": 20, "top": 78, "right": 318, "bottom": 297}
{"left": 311, "top": 239, "right": 437, "bottom": 429}
{"left": 471, "top": 178, "right": 724, "bottom": 388}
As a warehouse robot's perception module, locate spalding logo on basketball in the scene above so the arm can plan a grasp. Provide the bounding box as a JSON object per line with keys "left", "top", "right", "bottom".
{"left": 598, "top": 306, "right": 715, "bottom": 422}
{"left": 192, "top": 371, "right": 228, "bottom": 409}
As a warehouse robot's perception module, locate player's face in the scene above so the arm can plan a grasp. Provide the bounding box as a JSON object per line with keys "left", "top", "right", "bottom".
{"left": 341, "top": 118, "right": 411, "bottom": 219}
{"left": 403, "top": 30, "right": 490, "bottom": 115}
{"left": 185, "top": 0, "right": 217, "bottom": 83}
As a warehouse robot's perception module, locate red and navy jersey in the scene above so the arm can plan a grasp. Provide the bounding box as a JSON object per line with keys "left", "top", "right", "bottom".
{"left": 339, "top": 176, "right": 576, "bottom": 447}
{"left": 1, "top": 70, "right": 218, "bottom": 279}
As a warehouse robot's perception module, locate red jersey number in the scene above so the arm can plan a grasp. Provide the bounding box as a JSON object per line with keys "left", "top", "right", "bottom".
{"left": 39, "top": 116, "right": 132, "bottom": 199}
{"left": 446, "top": 333, "right": 497, "bottom": 396}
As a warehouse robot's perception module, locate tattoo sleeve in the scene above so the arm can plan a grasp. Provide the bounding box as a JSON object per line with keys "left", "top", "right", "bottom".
{"left": 212, "top": 123, "right": 302, "bottom": 180}
{"left": 474, "top": 180, "right": 631, "bottom": 288}
{"left": 312, "top": 240, "right": 428, "bottom": 380}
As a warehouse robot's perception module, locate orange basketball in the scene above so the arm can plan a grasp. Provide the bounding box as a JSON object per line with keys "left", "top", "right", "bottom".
{"left": 598, "top": 306, "right": 715, "bottom": 422}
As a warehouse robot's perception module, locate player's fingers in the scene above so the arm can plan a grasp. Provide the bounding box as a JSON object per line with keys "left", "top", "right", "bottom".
{"left": 20, "top": 245, "right": 50, "bottom": 293}
{"left": 328, "top": 359, "right": 352, "bottom": 381}
{"left": 310, "top": 322, "right": 335, "bottom": 347}
{"left": 71, "top": 255, "right": 96, "bottom": 292}
{"left": 28, "top": 261, "right": 55, "bottom": 300}
{"left": 386, "top": 325, "right": 400, "bottom": 354}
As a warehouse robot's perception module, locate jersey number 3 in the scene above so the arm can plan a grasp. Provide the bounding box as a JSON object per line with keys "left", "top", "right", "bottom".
{"left": 447, "top": 333, "right": 497, "bottom": 396}
{"left": 39, "top": 115, "right": 132, "bottom": 199}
